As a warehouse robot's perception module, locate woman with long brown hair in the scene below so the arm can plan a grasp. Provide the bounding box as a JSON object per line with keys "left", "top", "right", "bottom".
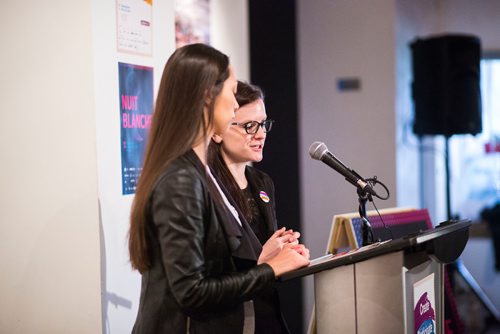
{"left": 128, "top": 44, "right": 310, "bottom": 333}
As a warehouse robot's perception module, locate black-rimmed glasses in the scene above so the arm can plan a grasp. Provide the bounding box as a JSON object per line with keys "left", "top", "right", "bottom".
{"left": 231, "top": 119, "right": 274, "bottom": 134}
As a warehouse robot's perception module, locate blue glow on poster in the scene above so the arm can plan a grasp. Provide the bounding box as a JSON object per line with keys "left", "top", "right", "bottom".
{"left": 118, "top": 62, "right": 153, "bottom": 195}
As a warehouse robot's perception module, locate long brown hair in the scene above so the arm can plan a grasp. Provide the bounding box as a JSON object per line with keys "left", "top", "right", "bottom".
{"left": 208, "top": 81, "right": 264, "bottom": 223}
{"left": 129, "top": 44, "right": 229, "bottom": 273}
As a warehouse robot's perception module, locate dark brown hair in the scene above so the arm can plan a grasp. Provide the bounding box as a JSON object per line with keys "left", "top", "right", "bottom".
{"left": 129, "top": 44, "right": 229, "bottom": 273}
{"left": 208, "top": 81, "right": 264, "bottom": 223}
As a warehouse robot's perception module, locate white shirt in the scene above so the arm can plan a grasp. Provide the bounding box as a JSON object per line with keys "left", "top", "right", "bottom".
{"left": 206, "top": 166, "right": 242, "bottom": 227}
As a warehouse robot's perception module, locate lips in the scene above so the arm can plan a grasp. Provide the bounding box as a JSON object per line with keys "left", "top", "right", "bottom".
{"left": 250, "top": 144, "right": 264, "bottom": 150}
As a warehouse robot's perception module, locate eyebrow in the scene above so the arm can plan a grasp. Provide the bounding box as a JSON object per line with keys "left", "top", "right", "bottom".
{"left": 236, "top": 118, "right": 268, "bottom": 123}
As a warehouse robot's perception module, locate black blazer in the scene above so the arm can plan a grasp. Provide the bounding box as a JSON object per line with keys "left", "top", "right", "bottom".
{"left": 245, "top": 165, "right": 279, "bottom": 240}
{"left": 132, "top": 150, "right": 276, "bottom": 334}
{"left": 245, "top": 166, "right": 291, "bottom": 334}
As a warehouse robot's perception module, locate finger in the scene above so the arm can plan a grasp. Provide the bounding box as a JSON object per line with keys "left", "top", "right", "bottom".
{"left": 287, "top": 231, "right": 301, "bottom": 243}
{"left": 297, "top": 245, "right": 309, "bottom": 257}
{"left": 271, "top": 227, "right": 286, "bottom": 238}
{"left": 280, "top": 233, "right": 293, "bottom": 241}
{"left": 302, "top": 248, "right": 310, "bottom": 260}
{"left": 290, "top": 243, "right": 304, "bottom": 249}
{"left": 289, "top": 244, "right": 305, "bottom": 253}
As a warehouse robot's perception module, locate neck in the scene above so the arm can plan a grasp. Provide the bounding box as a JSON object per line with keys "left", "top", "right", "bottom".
{"left": 225, "top": 159, "right": 248, "bottom": 189}
{"left": 192, "top": 136, "right": 210, "bottom": 166}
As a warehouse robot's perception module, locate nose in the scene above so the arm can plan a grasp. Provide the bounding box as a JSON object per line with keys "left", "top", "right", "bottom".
{"left": 253, "top": 124, "right": 266, "bottom": 138}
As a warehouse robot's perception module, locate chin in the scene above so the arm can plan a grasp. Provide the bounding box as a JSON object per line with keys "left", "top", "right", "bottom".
{"left": 252, "top": 155, "right": 263, "bottom": 163}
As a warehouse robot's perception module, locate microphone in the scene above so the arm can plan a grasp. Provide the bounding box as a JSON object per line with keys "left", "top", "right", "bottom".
{"left": 309, "top": 141, "right": 376, "bottom": 196}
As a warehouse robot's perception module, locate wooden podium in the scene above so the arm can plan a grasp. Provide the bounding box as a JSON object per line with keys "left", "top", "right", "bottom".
{"left": 281, "top": 219, "right": 470, "bottom": 334}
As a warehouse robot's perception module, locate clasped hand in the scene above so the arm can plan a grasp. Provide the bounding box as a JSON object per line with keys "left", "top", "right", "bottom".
{"left": 258, "top": 227, "right": 310, "bottom": 277}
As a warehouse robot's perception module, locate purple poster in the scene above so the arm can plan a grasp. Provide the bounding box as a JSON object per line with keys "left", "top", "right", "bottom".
{"left": 118, "top": 62, "right": 154, "bottom": 195}
{"left": 413, "top": 274, "right": 436, "bottom": 334}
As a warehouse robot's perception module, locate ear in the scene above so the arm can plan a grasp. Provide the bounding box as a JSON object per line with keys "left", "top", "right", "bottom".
{"left": 212, "top": 134, "right": 223, "bottom": 144}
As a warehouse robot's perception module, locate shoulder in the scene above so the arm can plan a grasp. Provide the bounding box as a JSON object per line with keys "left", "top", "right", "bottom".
{"left": 245, "top": 166, "right": 275, "bottom": 197}
{"left": 153, "top": 153, "right": 207, "bottom": 199}
{"left": 245, "top": 165, "right": 273, "bottom": 184}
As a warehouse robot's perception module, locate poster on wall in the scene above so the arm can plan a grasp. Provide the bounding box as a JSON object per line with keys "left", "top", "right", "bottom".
{"left": 118, "top": 62, "right": 154, "bottom": 195}
{"left": 175, "top": 0, "right": 210, "bottom": 48}
{"left": 116, "top": 0, "right": 153, "bottom": 56}
{"left": 413, "top": 273, "right": 436, "bottom": 334}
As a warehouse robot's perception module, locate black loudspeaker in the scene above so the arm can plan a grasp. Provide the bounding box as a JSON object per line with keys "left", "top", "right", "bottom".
{"left": 411, "top": 34, "right": 482, "bottom": 136}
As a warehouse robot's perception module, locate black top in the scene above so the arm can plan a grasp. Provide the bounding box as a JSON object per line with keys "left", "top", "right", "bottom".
{"left": 243, "top": 186, "right": 269, "bottom": 244}
{"left": 206, "top": 164, "right": 290, "bottom": 333}
{"left": 132, "top": 151, "right": 276, "bottom": 334}
{"left": 244, "top": 166, "right": 289, "bottom": 334}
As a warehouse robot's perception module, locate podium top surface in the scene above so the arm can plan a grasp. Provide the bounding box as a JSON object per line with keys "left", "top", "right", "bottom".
{"left": 280, "top": 219, "right": 471, "bottom": 281}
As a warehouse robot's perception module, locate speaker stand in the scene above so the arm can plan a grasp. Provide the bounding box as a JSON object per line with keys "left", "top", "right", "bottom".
{"left": 443, "top": 135, "right": 500, "bottom": 327}
{"left": 445, "top": 135, "right": 452, "bottom": 221}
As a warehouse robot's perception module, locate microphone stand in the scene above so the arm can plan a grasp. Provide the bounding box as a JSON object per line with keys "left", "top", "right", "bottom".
{"left": 357, "top": 187, "right": 375, "bottom": 246}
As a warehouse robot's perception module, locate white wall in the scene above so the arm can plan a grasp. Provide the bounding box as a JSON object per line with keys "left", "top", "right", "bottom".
{"left": 438, "top": 0, "right": 500, "bottom": 50}
{"left": 92, "top": 1, "right": 176, "bottom": 332}
{"left": 298, "top": 0, "right": 500, "bottom": 329}
{"left": 297, "top": 0, "right": 398, "bottom": 256}
{"left": 0, "top": 0, "right": 248, "bottom": 333}
{"left": 395, "top": 0, "right": 443, "bottom": 221}
{"left": 4, "top": 0, "right": 498, "bottom": 331}
{"left": 211, "top": 0, "right": 250, "bottom": 81}
{"left": 0, "top": 1, "right": 102, "bottom": 333}
{"left": 297, "top": 0, "right": 399, "bottom": 327}
{"left": 396, "top": 0, "right": 500, "bottom": 225}
{"left": 93, "top": 0, "right": 249, "bottom": 333}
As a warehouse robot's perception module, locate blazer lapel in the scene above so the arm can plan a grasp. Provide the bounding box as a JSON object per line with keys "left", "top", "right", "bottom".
{"left": 245, "top": 167, "right": 277, "bottom": 237}
{"left": 205, "top": 164, "right": 262, "bottom": 262}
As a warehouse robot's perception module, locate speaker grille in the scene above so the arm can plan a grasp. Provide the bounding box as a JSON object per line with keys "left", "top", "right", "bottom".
{"left": 411, "top": 34, "right": 482, "bottom": 136}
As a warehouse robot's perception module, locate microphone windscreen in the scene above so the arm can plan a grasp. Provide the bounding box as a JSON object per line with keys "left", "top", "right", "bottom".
{"left": 309, "top": 141, "right": 328, "bottom": 160}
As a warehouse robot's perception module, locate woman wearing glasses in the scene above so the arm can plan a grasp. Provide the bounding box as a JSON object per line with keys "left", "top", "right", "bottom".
{"left": 209, "top": 81, "right": 300, "bottom": 333}
{"left": 129, "top": 45, "right": 310, "bottom": 334}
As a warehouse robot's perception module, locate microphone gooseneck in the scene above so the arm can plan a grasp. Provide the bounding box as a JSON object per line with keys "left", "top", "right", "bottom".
{"left": 308, "top": 141, "right": 376, "bottom": 197}
{"left": 308, "top": 141, "right": 391, "bottom": 246}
